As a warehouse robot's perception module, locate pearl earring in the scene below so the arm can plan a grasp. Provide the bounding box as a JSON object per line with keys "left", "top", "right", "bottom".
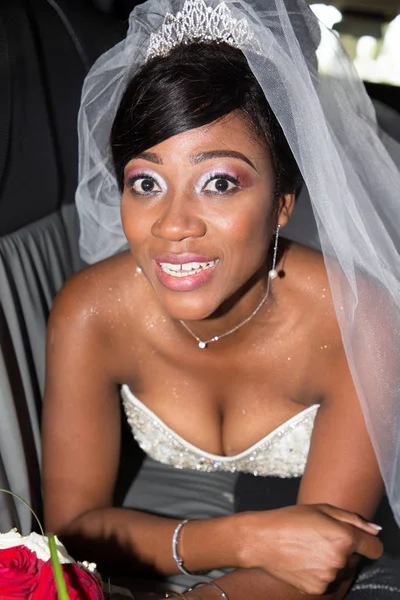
{"left": 136, "top": 266, "right": 142, "bottom": 275}
{"left": 268, "top": 224, "right": 281, "bottom": 280}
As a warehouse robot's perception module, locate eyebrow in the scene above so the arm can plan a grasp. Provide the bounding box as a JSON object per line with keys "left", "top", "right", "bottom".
{"left": 135, "top": 149, "right": 258, "bottom": 171}
{"left": 190, "top": 150, "right": 257, "bottom": 171}
{"left": 135, "top": 152, "right": 162, "bottom": 164}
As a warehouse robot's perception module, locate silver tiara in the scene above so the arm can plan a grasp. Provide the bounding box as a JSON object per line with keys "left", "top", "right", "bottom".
{"left": 146, "top": 0, "right": 261, "bottom": 60}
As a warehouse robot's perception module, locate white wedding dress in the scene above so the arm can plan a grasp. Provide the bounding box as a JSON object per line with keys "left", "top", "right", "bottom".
{"left": 121, "top": 385, "right": 319, "bottom": 478}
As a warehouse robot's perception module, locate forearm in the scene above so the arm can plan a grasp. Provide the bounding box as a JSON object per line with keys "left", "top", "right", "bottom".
{"left": 55, "top": 503, "right": 370, "bottom": 597}
{"left": 182, "top": 566, "right": 356, "bottom": 600}
{"left": 55, "top": 507, "right": 239, "bottom": 576}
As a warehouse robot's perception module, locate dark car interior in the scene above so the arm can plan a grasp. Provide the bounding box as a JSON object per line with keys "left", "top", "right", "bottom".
{"left": 0, "top": 0, "right": 399, "bottom": 561}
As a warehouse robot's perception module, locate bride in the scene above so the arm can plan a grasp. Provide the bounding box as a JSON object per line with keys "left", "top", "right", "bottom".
{"left": 42, "top": 0, "right": 400, "bottom": 598}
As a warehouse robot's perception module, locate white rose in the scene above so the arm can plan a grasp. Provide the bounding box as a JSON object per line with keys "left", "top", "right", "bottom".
{"left": 0, "top": 528, "right": 74, "bottom": 564}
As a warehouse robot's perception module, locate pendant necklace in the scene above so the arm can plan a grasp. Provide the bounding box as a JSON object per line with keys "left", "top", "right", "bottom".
{"left": 179, "top": 275, "right": 273, "bottom": 349}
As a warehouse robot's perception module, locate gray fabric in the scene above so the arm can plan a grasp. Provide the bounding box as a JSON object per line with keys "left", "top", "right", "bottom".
{"left": 0, "top": 204, "right": 83, "bottom": 532}
{"left": 123, "top": 456, "right": 237, "bottom": 592}
{"left": 0, "top": 348, "right": 26, "bottom": 531}
{"left": 348, "top": 556, "right": 400, "bottom": 598}
{"left": 124, "top": 458, "right": 237, "bottom": 520}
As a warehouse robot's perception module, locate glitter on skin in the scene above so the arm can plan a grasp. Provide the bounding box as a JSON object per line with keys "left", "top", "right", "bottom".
{"left": 83, "top": 305, "right": 100, "bottom": 319}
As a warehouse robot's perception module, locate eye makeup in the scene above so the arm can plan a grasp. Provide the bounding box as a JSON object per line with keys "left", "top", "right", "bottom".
{"left": 124, "top": 169, "right": 167, "bottom": 195}
{"left": 124, "top": 163, "right": 257, "bottom": 197}
{"left": 201, "top": 173, "right": 241, "bottom": 195}
{"left": 195, "top": 171, "right": 245, "bottom": 194}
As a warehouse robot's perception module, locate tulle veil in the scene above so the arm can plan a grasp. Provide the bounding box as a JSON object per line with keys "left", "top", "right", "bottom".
{"left": 75, "top": 0, "right": 400, "bottom": 526}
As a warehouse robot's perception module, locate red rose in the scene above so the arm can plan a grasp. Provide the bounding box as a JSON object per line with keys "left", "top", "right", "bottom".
{"left": 33, "top": 561, "right": 104, "bottom": 600}
{"left": 0, "top": 545, "right": 44, "bottom": 598}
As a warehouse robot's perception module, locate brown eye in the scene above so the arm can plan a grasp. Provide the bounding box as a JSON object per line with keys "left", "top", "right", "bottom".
{"left": 215, "top": 179, "right": 229, "bottom": 192}
{"left": 140, "top": 179, "right": 155, "bottom": 192}
{"left": 127, "top": 175, "right": 163, "bottom": 195}
{"left": 202, "top": 175, "right": 239, "bottom": 194}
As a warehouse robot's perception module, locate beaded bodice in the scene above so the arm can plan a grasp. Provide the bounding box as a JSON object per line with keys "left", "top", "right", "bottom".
{"left": 121, "top": 385, "right": 319, "bottom": 478}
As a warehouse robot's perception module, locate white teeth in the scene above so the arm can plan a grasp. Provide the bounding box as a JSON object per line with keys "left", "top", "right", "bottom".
{"left": 182, "top": 262, "right": 200, "bottom": 271}
{"left": 159, "top": 260, "right": 216, "bottom": 277}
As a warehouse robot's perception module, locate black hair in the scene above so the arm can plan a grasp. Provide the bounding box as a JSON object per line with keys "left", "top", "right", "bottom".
{"left": 110, "top": 42, "right": 302, "bottom": 196}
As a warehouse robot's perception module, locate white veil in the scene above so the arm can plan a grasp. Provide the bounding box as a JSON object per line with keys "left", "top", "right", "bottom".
{"left": 75, "top": 0, "right": 400, "bottom": 526}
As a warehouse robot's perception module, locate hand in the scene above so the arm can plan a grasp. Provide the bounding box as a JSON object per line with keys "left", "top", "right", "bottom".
{"left": 237, "top": 503, "right": 383, "bottom": 595}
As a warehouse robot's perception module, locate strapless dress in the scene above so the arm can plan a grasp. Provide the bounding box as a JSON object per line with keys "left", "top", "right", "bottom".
{"left": 120, "top": 384, "right": 319, "bottom": 478}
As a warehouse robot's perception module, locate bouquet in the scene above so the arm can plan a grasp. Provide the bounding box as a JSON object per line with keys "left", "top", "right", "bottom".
{"left": 0, "top": 528, "right": 104, "bottom": 599}
{"left": 0, "top": 491, "right": 134, "bottom": 599}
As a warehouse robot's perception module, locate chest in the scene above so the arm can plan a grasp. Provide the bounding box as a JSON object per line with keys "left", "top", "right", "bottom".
{"left": 118, "top": 327, "right": 325, "bottom": 456}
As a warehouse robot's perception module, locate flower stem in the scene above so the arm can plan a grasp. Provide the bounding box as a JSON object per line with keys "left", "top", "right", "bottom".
{"left": 0, "top": 488, "right": 44, "bottom": 535}
{"left": 48, "top": 532, "right": 70, "bottom": 600}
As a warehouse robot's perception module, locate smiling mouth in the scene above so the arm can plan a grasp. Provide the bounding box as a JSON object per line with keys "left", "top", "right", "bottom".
{"left": 158, "top": 260, "right": 218, "bottom": 277}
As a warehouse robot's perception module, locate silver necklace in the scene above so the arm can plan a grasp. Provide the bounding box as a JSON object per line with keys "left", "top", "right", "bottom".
{"left": 179, "top": 275, "right": 272, "bottom": 349}
{"left": 179, "top": 224, "right": 281, "bottom": 349}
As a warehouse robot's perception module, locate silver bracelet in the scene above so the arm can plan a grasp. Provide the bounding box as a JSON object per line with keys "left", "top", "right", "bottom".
{"left": 187, "top": 581, "right": 230, "bottom": 600}
{"left": 172, "top": 519, "right": 194, "bottom": 576}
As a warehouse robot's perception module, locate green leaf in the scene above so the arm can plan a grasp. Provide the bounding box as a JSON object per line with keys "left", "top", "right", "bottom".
{"left": 48, "top": 533, "right": 70, "bottom": 600}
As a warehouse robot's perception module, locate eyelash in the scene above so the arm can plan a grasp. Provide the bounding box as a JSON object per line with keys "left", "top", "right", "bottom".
{"left": 202, "top": 173, "right": 241, "bottom": 194}
{"left": 125, "top": 173, "right": 162, "bottom": 196}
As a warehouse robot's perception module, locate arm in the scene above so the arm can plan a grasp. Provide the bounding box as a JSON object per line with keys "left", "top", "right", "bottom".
{"left": 42, "top": 272, "right": 252, "bottom": 574}
{"left": 182, "top": 563, "right": 358, "bottom": 600}
{"left": 179, "top": 342, "right": 384, "bottom": 599}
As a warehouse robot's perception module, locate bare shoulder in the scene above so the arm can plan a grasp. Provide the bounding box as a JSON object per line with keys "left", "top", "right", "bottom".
{"left": 280, "top": 240, "right": 349, "bottom": 383}
{"left": 45, "top": 251, "right": 148, "bottom": 390}
{"left": 283, "top": 240, "right": 337, "bottom": 328}
{"left": 49, "top": 251, "right": 140, "bottom": 335}
{"left": 282, "top": 242, "right": 359, "bottom": 400}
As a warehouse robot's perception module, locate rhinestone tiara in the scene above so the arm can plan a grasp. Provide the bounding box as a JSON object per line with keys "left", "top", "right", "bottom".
{"left": 146, "top": 0, "right": 261, "bottom": 60}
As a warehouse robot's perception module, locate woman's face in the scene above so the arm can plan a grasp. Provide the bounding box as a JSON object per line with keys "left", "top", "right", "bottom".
{"left": 121, "top": 111, "right": 292, "bottom": 321}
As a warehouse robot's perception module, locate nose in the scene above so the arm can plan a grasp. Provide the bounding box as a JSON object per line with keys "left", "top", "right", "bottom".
{"left": 151, "top": 193, "right": 207, "bottom": 241}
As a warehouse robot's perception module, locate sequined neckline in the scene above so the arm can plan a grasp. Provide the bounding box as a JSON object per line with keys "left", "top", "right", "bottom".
{"left": 121, "top": 385, "right": 319, "bottom": 461}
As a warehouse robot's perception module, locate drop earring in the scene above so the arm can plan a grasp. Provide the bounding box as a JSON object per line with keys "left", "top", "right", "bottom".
{"left": 268, "top": 224, "right": 281, "bottom": 280}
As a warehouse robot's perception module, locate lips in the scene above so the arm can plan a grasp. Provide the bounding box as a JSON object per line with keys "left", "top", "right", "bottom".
{"left": 154, "top": 254, "right": 219, "bottom": 291}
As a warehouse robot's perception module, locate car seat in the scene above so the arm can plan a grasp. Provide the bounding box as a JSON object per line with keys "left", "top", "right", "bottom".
{"left": 0, "top": 0, "right": 125, "bottom": 532}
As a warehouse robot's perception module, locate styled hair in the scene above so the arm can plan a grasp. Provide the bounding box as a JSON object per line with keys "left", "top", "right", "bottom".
{"left": 110, "top": 42, "right": 302, "bottom": 196}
